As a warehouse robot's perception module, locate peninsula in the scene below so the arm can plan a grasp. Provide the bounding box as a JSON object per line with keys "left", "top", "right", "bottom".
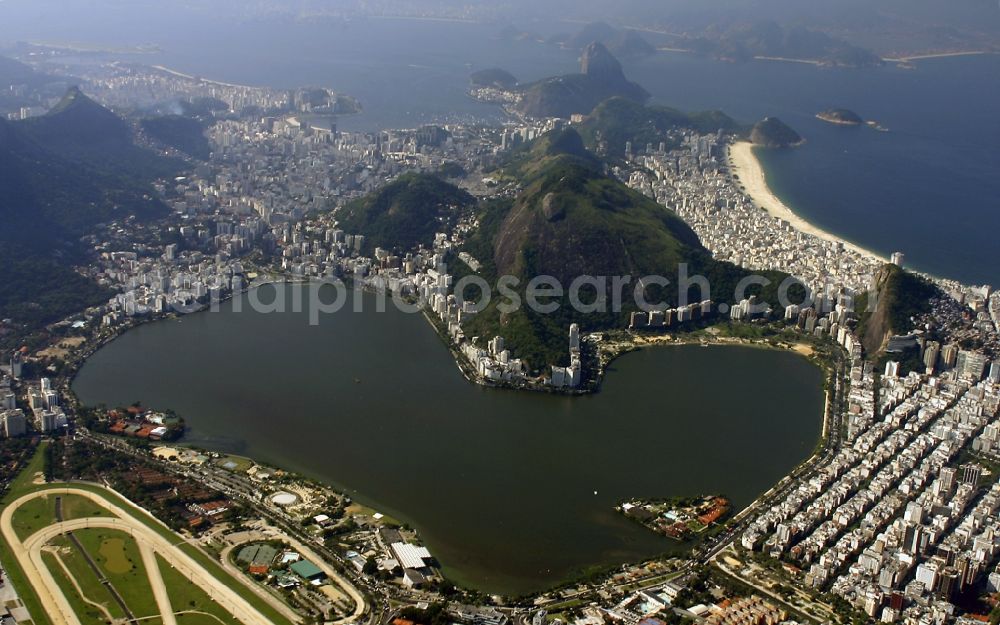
{"left": 749, "top": 116, "right": 803, "bottom": 148}
{"left": 515, "top": 43, "right": 650, "bottom": 118}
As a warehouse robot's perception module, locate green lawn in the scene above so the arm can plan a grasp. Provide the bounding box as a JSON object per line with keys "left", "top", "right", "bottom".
{"left": 46, "top": 534, "right": 126, "bottom": 621}
{"left": 157, "top": 554, "right": 241, "bottom": 625}
{"left": 177, "top": 613, "right": 230, "bottom": 625}
{"left": 0, "top": 443, "right": 54, "bottom": 625}
{"left": 2, "top": 442, "right": 49, "bottom": 502}
{"left": 61, "top": 494, "right": 112, "bottom": 523}
{"left": 9, "top": 494, "right": 57, "bottom": 541}
{"left": 40, "top": 549, "right": 116, "bottom": 625}
{"left": 8, "top": 492, "right": 110, "bottom": 541}
{"left": 74, "top": 529, "right": 160, "bottom": 618}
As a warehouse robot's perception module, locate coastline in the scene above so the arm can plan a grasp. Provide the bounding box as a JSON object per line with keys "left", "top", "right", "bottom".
{"left": 884, "top": 50, "right": 994, "bottom": 63}
{"left": 150, "top": 64, "right": 259, "bottom": 90}
{"left": 815, "top": 114, "right": 862, "bottom": 126}
{"left": 726, "top": 141, "right": 888, "bottom": 263}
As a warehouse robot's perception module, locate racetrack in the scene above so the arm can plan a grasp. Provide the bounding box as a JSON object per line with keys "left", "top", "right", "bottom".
{"left": 1, "top": 486, "right": 286, "bottom": 625}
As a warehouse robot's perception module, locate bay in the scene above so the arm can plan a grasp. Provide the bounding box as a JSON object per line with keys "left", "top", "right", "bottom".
{"left": 6, "top": 14, "right": 996, "bottom": 283}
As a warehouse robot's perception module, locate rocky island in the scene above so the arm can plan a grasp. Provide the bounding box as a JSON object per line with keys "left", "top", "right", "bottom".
{"left": 816, "top": 108, "right": 864, "bottom": 125}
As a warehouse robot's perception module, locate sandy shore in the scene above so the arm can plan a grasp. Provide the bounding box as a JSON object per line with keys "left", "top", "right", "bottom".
{"left": 727, "top": 141, "right": 887, "bottom": 262}
{"left": 884, "top": 51, "right": 993, "bottom": 62}
{"left": 151, "top": 65, "right": 257, "bottom": 90}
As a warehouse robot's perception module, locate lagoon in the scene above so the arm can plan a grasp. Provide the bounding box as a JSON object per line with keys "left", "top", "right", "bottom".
{"left": 73, "top": 284, "right": 824, "bottom": 595}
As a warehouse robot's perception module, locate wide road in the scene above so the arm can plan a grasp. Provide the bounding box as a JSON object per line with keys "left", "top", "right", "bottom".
{"left": 138, "top": 540, "right": 178, "bottom": 625}
{"left": 1, "top": 486, "right": 281, "bottom": 625}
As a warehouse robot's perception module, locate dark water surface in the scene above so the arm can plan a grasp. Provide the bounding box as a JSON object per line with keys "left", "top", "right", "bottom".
{"left": 73, "top": 285, "right": 823, "bottom": 594}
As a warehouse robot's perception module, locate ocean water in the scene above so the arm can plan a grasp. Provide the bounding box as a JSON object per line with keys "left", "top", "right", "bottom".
{"left": 629, "top": 52, "right": 1000, "bottom": 287}
{"left": 3, "top": 14, "right": 995, "bottom": 283}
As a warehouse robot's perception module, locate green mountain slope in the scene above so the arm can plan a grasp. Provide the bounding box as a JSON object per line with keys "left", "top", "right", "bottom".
{"left": 750, "top": 116, "right": 803, "bottom": 148}
{"left": 578, "top": 97, "right": 743, "bottom": 157}
{"left": 19, "top": 87, "right": 184, "bottom": 178}
{"left": 469, "top": 68, "right": 519, "bottom": 90}
{"left": 337, "top": 173, "right": 475, "bottom": 254}
{"left": 0, "top": 109, "right": 171, "bottom": 244}
{"left": 140, "top": 115, "right": 211, "bottom": 160}
{"left": 0, "top": 89, "right": 181, "bottom": 336}
{"left": 460, "top": 129, "right": 796, "bottom": 370}
{"left": 856, "top": 264, "right": 941, "bottom": 356}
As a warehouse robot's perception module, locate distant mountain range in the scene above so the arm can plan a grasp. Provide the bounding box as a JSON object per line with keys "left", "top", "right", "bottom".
{"left": 500, "top": 18, "right": 884, "bottom": 68}
{"left": 542, "top": 22, "right": 658, "bottom": 58}
{"left": 0, "top": 55, "right": 56, "bottom": 88}
{"left": 0, "top": 87, "right": 184, "bottom": 337}
{"left": 685, "top": 20, "right": 884, "bottom": 67}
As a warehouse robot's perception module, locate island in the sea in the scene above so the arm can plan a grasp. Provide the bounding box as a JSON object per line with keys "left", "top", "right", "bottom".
{"left": 750, "top": 116, "right": 804, "bottom": 148}
{"left": 816, "top": 108, "right": 863, "bottom": 125}
{"left": 815, "top": 108, "right": 890, "bottom": 131}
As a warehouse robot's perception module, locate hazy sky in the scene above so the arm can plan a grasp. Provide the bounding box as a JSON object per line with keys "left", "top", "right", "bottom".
{"left": 0, "top": 0, "right": 997, "bottom": 52}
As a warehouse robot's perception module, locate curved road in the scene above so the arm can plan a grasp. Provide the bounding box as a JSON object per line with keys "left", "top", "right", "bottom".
{"left": 221, "top": 524, "right": 367, "bottom": 625}
{"left": 214, "top": 541, "right": 301, "bottom": 624}
{"left": 1, "top": 486, "right": 282, "bottom": 625}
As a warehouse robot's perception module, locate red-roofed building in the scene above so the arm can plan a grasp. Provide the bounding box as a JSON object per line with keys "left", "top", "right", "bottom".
{"left": 189, "top": 500, "right": 231, "bottom": 517}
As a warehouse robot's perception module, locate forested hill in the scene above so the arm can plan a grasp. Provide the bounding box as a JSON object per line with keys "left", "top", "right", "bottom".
{"left": 0, "top": 88, "right": 185, "bottom": 338}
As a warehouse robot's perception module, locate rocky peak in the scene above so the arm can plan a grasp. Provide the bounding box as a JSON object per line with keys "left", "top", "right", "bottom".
{"left": 580, "top": 42, "right": 625, "bottom": 83}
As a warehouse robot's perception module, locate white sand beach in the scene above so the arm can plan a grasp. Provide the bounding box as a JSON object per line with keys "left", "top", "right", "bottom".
{"left": 727, "top": 141, "right": 887, "bottom": 262}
